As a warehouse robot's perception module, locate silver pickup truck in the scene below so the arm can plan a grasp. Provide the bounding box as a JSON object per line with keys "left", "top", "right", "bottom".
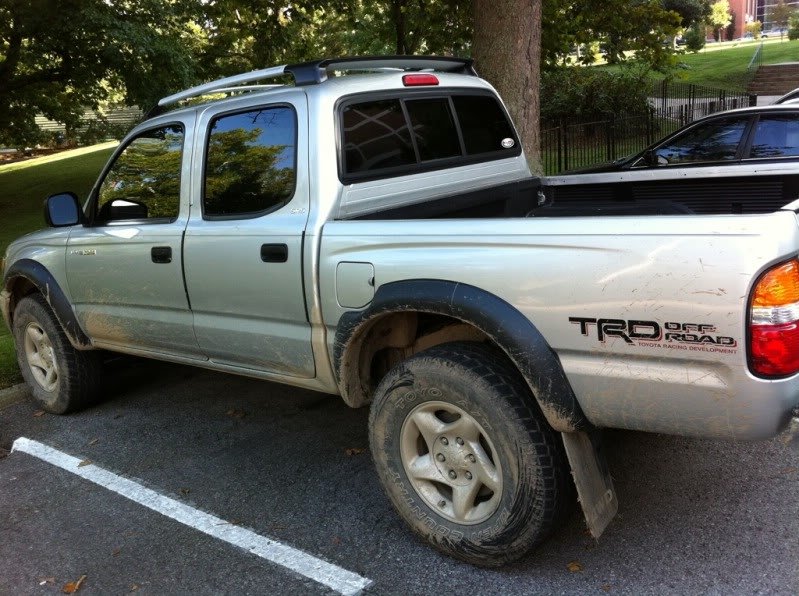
{"left": 3, "top": 56, "right": 798, "bottom": 567}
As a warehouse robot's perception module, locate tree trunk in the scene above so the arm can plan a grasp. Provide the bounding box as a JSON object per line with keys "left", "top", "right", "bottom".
{"left": 473, "top": 0, "right": 542, "bottom": 174}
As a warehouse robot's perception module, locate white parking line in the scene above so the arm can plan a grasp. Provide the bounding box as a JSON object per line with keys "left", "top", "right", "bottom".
{"left": 11, "top": 437, "right": 372, "bottom": 595}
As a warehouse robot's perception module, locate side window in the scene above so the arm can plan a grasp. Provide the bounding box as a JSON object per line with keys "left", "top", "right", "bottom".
{"left": 95, "top": 125, "right": 184, "bottom": 223}
{"left": 655, "top": 118, "right": 748, "bottom": 165}
{"left": 341, "top": 93, "right": 520, "bottom": 179}
{"left": 204, "top": 106, "right": 296, "bottom": 218}
{"left": 749, "top": 115, "right": 799, "bottom": 158}
{"left": 451, "top": 95, "right": 517, "bottom": 155}
{"left": 342, "top": 100, "right": 415, "bottom": 174}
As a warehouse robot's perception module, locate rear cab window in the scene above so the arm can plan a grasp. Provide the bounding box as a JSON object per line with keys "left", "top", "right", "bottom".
{"left": 339, "top": 91, "right": 520, "bottom": 182}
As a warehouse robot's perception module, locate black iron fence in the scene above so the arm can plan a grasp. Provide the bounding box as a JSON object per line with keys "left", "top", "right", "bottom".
{"left": 541, "top": 80, "right": 757, "bottom": 174}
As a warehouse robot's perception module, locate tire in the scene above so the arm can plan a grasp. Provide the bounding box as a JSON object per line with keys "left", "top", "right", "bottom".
{"left": 12, "top": 294, "right": 100, "bottom": 414}
{"left": 368, "top": 341, "right": 573, "bottom": 567}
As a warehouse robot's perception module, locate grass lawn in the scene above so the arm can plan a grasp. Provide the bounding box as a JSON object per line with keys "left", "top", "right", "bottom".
{"left": 0, "top": 142, "right": 117, "bottom": 389}
{"left": 598, "top": 38, "right": 799, "bottom": 92}
{"left": 671, "top": 38, "right": 799, "bottom": 90}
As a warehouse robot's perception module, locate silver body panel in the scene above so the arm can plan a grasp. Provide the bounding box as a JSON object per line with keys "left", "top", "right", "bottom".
{"left": 319, "top": 212, "right": 799, "bottom": 440}
{"left": 4, "top": 70, "right": 799, "bottom": 440}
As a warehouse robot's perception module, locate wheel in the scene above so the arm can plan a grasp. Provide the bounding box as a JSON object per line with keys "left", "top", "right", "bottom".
{"left": 368, "top": 341, "right": 573, "bottom": 567}
{"left": 12, "top": 294, "right": 100, "bottom": 414}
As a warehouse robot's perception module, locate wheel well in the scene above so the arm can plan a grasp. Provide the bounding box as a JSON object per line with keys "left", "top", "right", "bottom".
{"left": 4, "top": 276, "right": 38, "bottom": 324}
{"left": 338, "top": 311, "right": 495, "bottom": 408}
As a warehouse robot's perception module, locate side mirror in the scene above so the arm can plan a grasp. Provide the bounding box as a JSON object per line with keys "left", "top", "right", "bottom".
{"left": 643, "top": 149, "right": 658, "bottom": 167}
{"left": 44, "top": 192, "right": 82, "bottom": 227}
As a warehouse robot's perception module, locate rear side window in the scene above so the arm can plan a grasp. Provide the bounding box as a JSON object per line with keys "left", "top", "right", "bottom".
{"left": 749, "top": 114, "right": 799, "bottom": 158}
{"left": 204, "top": 106, "right": 296, "bottom": 218}
{"left": 341, "top": 92, "right": 519, "bottom": 180}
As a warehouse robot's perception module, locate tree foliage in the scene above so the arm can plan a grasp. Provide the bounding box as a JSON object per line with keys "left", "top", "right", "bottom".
{"left": 709, "top": 0, "right": 732, "bottom": 39}
{"left": 542, "top": 0, "right": 681, "bottom": 70}
{"left": 0, "top": 0, "right": 199, "bottom": 148}
{"left": 661, "top": 0, "right": 710, "bottom": 27}
{"left": 769, "top": 0, "right": 795, "bottom": 35}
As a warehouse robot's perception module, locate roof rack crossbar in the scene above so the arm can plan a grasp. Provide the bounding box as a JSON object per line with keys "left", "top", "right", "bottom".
{"left": 154, "top": 56, "right": 476, "bottom": 112}
{"left": 157, "top": 65, "right": 288, "bottom": 107}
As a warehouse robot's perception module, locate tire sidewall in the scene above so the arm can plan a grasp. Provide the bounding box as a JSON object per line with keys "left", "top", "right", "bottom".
{"left": 12, "top": 296, "right": 69, "bottom": 413}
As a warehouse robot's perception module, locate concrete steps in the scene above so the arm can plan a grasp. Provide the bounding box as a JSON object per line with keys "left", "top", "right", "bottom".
{"left": 748, "top": 63, "right": 799, "bottom": 95}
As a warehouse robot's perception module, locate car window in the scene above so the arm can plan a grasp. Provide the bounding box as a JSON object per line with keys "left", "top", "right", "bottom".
{"left": 340, "top": 93, "right": 520, "bottom": 180}
{"left": 748, "top": 114, "right": 799, "bottom": 158}
{"left": 404, "top": 98, "right": 461, "bottom": 161}
{"left": 451, "top": 95, "right": 517, "bottom": 155}
{"left": 342, "top": 99, "right": 416, "bottom": 174}
{"left": 204, "top": 106, "right": 297, "bottom": 218}
{"left": 654, "top": 117, "right": 748, "bottom": 165}
{"left": 95, "top": 125, "right": 184, "bottom": 223}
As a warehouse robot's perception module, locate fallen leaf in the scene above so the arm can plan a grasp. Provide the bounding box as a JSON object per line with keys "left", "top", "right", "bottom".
{"left": 33, "top": 410, "right": 45, "bottom": 417}
{"left": 345, "top": 448, "right": 366, "bottom": 456}
{"left": 602, "top": 584, "right": 612, "bottom": 592}
{"left": 226, "top": 409, "right": 246, "bottom": 419}
{"left": 62, "top": 575, "right": 87, "bottom": 593}
{"left": 88, "top": 438, "right": 99, "bottom": 446}
{"left": 332, "top": 536, "right": 342, "bottom": 545}
{"left": 566, "top": 560, "right": 584, "bottom": 573}
{"left": 77, "top": 460, "right": 92, "bottom": 468}
{"left": 130, "top": 583, "right": 140, "bottom": 592}
{"left": 112, "top": 548, "right": 122, "bottom": 557}
{"left": 780, "top": 466, "right": 798, "bottom": 475}
{"left": 180, "top": 488, "right": 191, "bottom": 496}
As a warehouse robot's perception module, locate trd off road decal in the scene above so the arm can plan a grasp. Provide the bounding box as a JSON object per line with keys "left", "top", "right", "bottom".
{"left": 569, "top": 317, "right": 738, "bottom": 354}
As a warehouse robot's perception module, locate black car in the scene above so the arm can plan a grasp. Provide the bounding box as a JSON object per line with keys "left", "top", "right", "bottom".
{"left": 544, "top": 105, "right": 799, "bottom": 216}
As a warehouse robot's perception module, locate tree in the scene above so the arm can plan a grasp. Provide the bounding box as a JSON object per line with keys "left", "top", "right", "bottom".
{"left": 0, "top": 0, "right": 200, "bottom": 148}
{"left": 662, "top": 0, "right": 710, "bottom": 27}
{"left": 769, "top": 0, "right": 795, "bottom": 37}
{"left": 745, "top": 20, "right": 762, "bottom": 39}
{"left": 709, "top": 0, "right": 732, "bottom": 40}
{"left": 473, "top": 0, "right": 542, "bottom": 172}
{"left": 541, "top": 0, "right": 681, "bottom": 70}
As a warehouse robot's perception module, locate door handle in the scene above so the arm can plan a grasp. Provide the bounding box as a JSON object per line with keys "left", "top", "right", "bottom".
{"left": 151, "top": 246, "right": 172, "bottom": 264}
{"left": 261, "top": 243, "right": 288, "bottom": 263}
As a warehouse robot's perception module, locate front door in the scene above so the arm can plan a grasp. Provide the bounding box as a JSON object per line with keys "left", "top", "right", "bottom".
{"left": 66, "top": 120, "right": 202, "bottom": 358}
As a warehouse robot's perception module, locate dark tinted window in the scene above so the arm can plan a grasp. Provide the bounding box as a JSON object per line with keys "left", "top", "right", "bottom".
{"left": 749, "top": 114, "right": 799, "bottom": 158}
{"left": 405, "top": 98, "right": 461, "bottom": 161}
{"left": 452, "top": 96, "right": 517, "bottom": 155}
{"left": 342, "top": 100, "right": 415, "bottom": 174}
{"left": 655, "top": 117, "right": 748, "bottom": 164}
{"left": 96, "top": 125, "right": 183, "bottom": 222}
{"left": 204, "top": 106, "right": 296, "bottom": 217}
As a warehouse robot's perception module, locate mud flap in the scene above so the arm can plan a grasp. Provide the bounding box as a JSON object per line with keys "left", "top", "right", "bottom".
{"left": 561, "top": 430, "right": 618, "bottom": 538}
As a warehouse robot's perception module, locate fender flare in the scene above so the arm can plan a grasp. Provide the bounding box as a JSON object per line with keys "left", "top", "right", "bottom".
{"left": 2, "top": 259, "right": 91, "bottom": 349}
{"left": 334, "top": 279, "right": 589, "bottom": 433}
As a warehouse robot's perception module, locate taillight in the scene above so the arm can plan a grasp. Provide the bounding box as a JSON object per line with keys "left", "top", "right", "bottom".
{"left": 750, "top": 258, "right": 799, "bottom": 376}
{"left": 402, "top": 74, "right": 439, "bottom": 87}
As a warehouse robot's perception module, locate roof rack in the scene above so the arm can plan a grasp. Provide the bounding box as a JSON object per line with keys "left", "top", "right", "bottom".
{"left": 155, "top": 56, "right": 476, "bottom": 109}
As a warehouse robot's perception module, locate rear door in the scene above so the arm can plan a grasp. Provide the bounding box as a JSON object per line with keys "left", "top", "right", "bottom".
{"left": 182, "top": 92, "right": 315, "bottom": 377}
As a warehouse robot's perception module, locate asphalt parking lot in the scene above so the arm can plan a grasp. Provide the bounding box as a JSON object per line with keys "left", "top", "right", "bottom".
{"left": 1, "top": 357, "right": 797, "bottom": 595}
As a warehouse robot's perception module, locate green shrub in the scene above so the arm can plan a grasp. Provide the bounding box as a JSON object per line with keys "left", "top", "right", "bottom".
{"left": 789, "top": 15, "right": 799, "bottom": 40}
{"left": 540, "top": 66, "right": 652, "bottom": 126}
{"left": 685, "top": 21, "right": 707, "bottom": 51}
